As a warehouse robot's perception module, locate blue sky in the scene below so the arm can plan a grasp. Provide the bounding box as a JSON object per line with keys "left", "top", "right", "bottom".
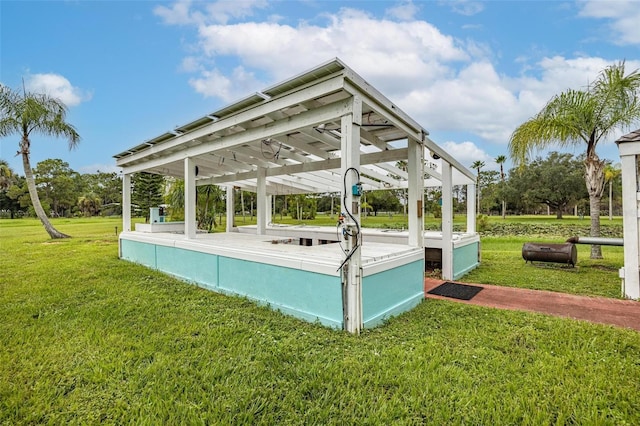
{"left": 1, "top": 0, "right": 639, "bottom": 176}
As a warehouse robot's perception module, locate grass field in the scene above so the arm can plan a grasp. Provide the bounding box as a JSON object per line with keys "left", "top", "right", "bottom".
{"left": 2, "top": 217, "right": 639, "bottom": 424}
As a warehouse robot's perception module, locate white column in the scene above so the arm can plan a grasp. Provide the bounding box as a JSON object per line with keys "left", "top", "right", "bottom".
{"left": 441, "top": 160, "right": 454, "bottom": 280}
{"left": 341, "top": 96, "right": 362, "bottom": 334}
{"left": 184, "top": 158, "right": 196, "bottom": 239}
{"left": 226, "top": 185, "right": 235, "bottom": 232}
{"left": 122, "top": 173, "right": 131, "bottom": 233}
{"left": 257, "top": 167, "right": 267, "bottom": 235}
{"left": 407, "top": 140, "right": 424, "bottom": 247}
{"left": 620, "top": 152, "right": 639, "bottom": 299}
{"left": 467, "top": 183, "right": 476, "bottom": 233}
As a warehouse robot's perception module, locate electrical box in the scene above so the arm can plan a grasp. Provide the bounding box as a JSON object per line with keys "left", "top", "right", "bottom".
{"left": 352, "top": 183, "right": 362, "bottom": 197}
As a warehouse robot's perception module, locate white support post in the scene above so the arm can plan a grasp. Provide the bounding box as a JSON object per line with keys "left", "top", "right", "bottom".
{"left": 184, "top": 157, "right": 196, "bottom": 239}
{"left": 122, "top": 173, "right": 131, "bottom": 233}
{"left": 268, "top": 195, "right": 273, "bottom": 225}
{"left": 407, "top": 139, "right": 424, "bottom": 247}
{"left": 441, "top": 160, "right": 454, "bottom": 280}
{"left": 467, "top": 183, "right": 476, "bottom": 233}
{"left": 341, "top": 96, "right": 362, "bottom": 334}
{"left": 226, "top": 185, "right": 235, "bottom": 232}
{"left": 257, "top": 167, "right": 267, "bottom": 235}
{"left": 620, "top": 153, "right": 640, "bottom": 299}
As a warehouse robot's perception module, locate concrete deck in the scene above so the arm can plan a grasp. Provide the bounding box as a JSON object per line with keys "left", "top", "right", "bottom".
{"left": 424, "top": 278, "right": 640, "bottom": 332}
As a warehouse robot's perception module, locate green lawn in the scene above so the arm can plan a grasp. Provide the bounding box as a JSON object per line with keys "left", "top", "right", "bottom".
{"left": 1, "top": 217, "right": 640, "bottom": 424}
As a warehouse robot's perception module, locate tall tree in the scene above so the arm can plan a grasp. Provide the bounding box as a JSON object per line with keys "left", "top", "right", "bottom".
{"left": 131, "top": 172, "right": 165, "bottom": 222}
{"left": 82, "top": 171, "right": 122, "bottom": 215}
{"left": 509, "top": 62, "right": 640, "bottom": 258}
{"left": 495, "top": 155, "right": 507, "bottom": 219}
{"left": 34, "top": 158, "right": 77, "bottom": 217}
{"left": 0, "top": 159, "right": 13, "bottom": 189}
{"left": 0, "top": 160, "right": 20, "bottom": 218}
{"left": 0, "top": 85, "right": 80, "bottom": 238}
{"left": 508, "top": 152, "right": 587, "bottom": 219}
{"left": 471, "top": 160, "right": 485, "bottom": 215}
{"left": 604, "top": 163, "right": 621, "bottom": 220}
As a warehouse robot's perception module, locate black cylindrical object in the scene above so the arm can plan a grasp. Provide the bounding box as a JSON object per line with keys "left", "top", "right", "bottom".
{"left": 522, "top": 242, "right": 577, "bottom": 266}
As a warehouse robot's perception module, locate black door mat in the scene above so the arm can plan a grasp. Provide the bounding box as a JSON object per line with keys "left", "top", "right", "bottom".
{"left": 427, "top": 282, "right": 484, "bottom": 301}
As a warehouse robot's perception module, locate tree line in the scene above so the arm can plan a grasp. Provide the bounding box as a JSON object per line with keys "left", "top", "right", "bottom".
{"left": 0, "top": 151, "right": 623, "bottom": 225}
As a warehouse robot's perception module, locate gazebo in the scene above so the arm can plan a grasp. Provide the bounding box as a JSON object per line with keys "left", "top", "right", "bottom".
{"left": 617, "top": 128, "right": 640, "bottom": 299}
{"left": 114, "top": 58, "right": 479, "bottom": 333}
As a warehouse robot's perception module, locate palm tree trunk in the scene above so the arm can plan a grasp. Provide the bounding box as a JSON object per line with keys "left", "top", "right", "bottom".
{"left": 585, "top": 154, "right": 605, "bottom": 259}
{"left": 22, "top": 150, "right": 70, "bottom": 239}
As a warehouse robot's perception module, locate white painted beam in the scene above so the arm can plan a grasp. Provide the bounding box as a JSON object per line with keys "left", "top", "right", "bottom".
{"left": 184, "top": 158, "right": 197, "bottom": 239}
{"left": 257, "top": 167, "right": 267, "bottom": 235}
{"left": 441, "top": 160, "right": 454, "bottom": 280}
{"left": 201, "top": 148, "right": 409, "bottom": 185}
{"left": 119, "top": 98, "right": 354, "bottom": 174}
{"left": 341, "top": 97, "right": 363, "bottom": 334}
{"left": 407, "top": 138, "right": 424, "bottom": 247}
{"left": 122, "top": 173, "right": 131, "bottom": 233}
{"left": 117, "top": 76, "right": 346, "bottom": 166}
{"left": 467, "top": 184, "right": 476, "bottom": 233}
{"left": 620, "top": 152, "right": 640, "bottom": 299}
{"left": 226, "top": 185, "right": 235, "bottom": 232}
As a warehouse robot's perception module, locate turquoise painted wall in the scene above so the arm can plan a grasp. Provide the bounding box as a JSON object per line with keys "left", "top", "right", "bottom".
{"left": 156, "top": 245, "right": 219, "bottom": 290}
{"left": 218, "top": 256, "right": 343, "bottom": 328}
{"left": 120, "top": 238, "right": 426, "bottom": 330}
{"left": 120, "top": 239, "right": 156, "bottom": 268}
{"left": 362, "top": 259, "right": 424, "bottom": 328}
{"left": 453, "top": 242, "right": 480, "bottom": 279}
{"left": 120, "top": 239, "right": 344, "bottom": 328}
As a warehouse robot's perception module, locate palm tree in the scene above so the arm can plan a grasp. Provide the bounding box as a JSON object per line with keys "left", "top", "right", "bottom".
{"left": 604, "top": 163, "right": 621, "bottom": 220}
{"left": 509, "top": 62, "right": 640, "bottom": 259}
{"left": 0, "top": 85, "right": 80, "bottom": 238}
{"left": 495, "top": 155, "right": 507, "bottom": 219}
{"left": 0, "top": 159, "right": 14, "bottom": 190}
{"left": 471, "top": 160, "right": 485, "bottom": 215}
{"left": 77, "top": 194, "right": 101, "bottom": 217}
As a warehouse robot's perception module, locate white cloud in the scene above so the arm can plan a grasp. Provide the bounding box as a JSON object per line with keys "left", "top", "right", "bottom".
{"left": 205, "top": 0, "right": 268, "bottom": 24}
{"left": 25, "top": 73, "right": 91, "bottom": 107}
{"left": 154, "top": 0, "right": 268, "bottom": 25}
{"left": 189, "top": 66, "right": 262, "bottom": 101}
{"left": 441, "top": 141, "right": 493, "bottom": 169}
{"left": 179, "top": 56, "right": 204, "bottom": 73}
{"left": 154, "top": 0, "right": 204, "bottom": 25}
{"left": 443, "top": 0, "right": 485, "bottom": 16}
{"left": 194, "top": 8, "right": 468, "bottom": 97}
{"left": 385, "top": 1, "right": 420, "bottom": 21}
{"left": 579, "top": 0, "right": 640, "bottom": 45}
{"left": 157, "top": 1, "right": 638, "bottom": 154}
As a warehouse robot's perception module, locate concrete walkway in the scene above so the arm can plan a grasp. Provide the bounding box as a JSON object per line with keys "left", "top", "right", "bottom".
{"left": 424, "top": 278, "right": 640, "bottom": 332}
